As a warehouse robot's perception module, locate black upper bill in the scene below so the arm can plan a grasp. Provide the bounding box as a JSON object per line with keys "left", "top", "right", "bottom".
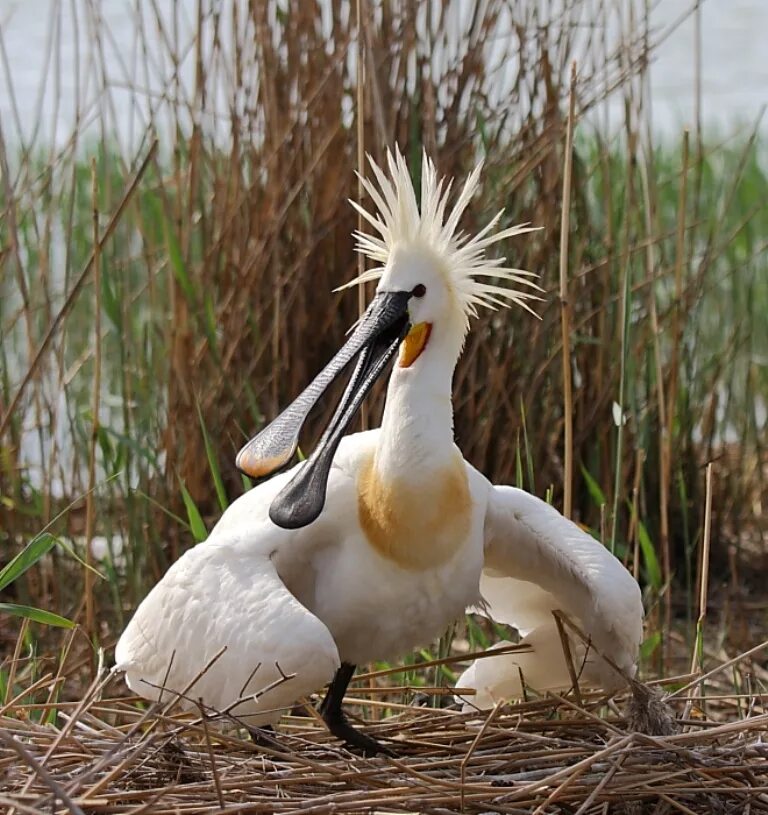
{"left": 235, "top": 291, "right": 411, "bottom": 525}
{"left": 268, "top": 323, "right": 405, "bottom": 528}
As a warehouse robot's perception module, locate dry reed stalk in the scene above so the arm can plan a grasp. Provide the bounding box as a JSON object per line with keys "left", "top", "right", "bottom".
{"left": 573, "top": 747, "right": 628, "bottom": 814}
{"left": 693, "top": 1, "right": 704, "bottom": 228}
{"left": 663, "top": 130, "right": 689, "bottom": 428}
{"left": 3, "top": 617, "right": 29, "bottom": 708}
{"left": 698, "top": 462, "right": 714, "bottom": 639}
{"left": 607, "top": 88, "right": 637, "bottom": 553}
{"left": 0, "top": 673, "right": 59, "bottom": 719}
{"left": 81, "top": 158, "right": 102, "bottom": 662}
{"left": 628, "top": 447, "right": 645, "bottom": 579}
{"left": 355, "top": 641, "right": 531, "bottom": 682}
{"left": 553, "top": 609, "right": 584, "bottom": 707}
{"left": 683, "top": 461, "right": 714, "bottom": 723}
{"left": 8, "top": 671, "right": 113, "bottom": 815}
{"left": 356, "top": 0, "right": 368, "bottom": 433}
{"left": 665, "top": 128, "right": 690, "bottom": 607}
{"left": 638, "top": 134, "right": 668, "bottom": 599}
{"left": 5, "top": 684, "right": 768, "bottom": 815}
{"left": 668, "top": 637, "right": 768, "bottom": 700}
{"left": 459, "top": 700, "right": 503, "bottom": 811}
{"left": 0, "top": 119, "right": 35, "bottom": 367}
{"left": 559, "top": 62, "right": 577, "bottom": 520}
{"left": 0, "top": 728, "right": 86, "bottom": 815}
{"left": 547, "top": 690, "right": 625, "bottom": 737}
{"left": 338, "top": 685, "right": 473, "bottom": 696}
{"left": 196, "top": 702, "right": 225, "bottom": 809}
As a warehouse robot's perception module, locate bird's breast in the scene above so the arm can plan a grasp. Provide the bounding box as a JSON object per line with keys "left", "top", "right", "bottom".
{"left": 356, "top": 452, "right": 472, "bottom": 570}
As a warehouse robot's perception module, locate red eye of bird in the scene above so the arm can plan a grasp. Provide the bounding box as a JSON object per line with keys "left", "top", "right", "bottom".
{"left": 412, "top": 284, "right": 426, "bottom": 298}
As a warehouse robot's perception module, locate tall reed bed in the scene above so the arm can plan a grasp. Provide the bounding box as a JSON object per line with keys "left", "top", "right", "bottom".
{"left": 0, "top": 1, "right": 765, "bottom": 676}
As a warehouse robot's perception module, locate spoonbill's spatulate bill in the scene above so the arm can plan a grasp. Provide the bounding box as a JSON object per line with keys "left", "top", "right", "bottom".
{"left": 115, "top": 148, "right": 643, "bottom": 755}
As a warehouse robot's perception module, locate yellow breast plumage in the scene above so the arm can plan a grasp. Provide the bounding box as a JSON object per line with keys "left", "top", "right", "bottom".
{"left": 357, "top": 453, "right": 471, "bottom": 570}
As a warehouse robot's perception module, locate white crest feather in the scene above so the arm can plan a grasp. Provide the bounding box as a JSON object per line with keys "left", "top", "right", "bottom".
{"left": 339, "top": 146, "right": 543, "bottom": 322}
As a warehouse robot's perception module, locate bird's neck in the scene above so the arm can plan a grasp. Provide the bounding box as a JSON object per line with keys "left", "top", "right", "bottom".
{"left": 374, "top": 325, "right": 461, "bottom": 480}
{"left": 357, "top": 323, "right": 471, "bottom": 571}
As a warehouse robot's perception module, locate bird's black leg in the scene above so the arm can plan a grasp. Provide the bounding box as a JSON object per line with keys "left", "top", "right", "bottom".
{"left": 246, "top": 723, "right": 285, "bottom": 750}
{"left": 318, "top": 662, "right": 394, "bottom": 757}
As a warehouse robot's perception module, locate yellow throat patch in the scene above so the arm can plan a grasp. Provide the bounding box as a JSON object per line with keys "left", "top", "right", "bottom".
{"left": 357, "top": 453, "right": 471, "bottom": 570}
{"left": 399, "top": 322, "right": 432, "bottom": 368}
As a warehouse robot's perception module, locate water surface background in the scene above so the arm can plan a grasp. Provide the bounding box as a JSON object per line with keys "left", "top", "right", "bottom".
{"left": 1, "top": 0, "right": 766, "bottom": 148}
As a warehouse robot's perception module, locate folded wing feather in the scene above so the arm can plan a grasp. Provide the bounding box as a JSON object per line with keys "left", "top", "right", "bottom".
{"left": 114, "top": 532, "right": 340, "bottom": 725}
{"left": 458, "top": 485, "right": 643, "bottom": 709}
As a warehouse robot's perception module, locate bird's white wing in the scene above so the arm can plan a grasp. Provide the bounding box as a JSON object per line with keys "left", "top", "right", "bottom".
{"left": 458, "top": 485, "right": 643, "bottom": 708}
{"left": 114, "top": 468, "right": 341, "bottom": 726}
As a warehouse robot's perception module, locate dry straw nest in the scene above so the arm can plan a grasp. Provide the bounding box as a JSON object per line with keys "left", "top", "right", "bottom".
{"left": 2, "top": 658, "right": 768, "bottom": 815}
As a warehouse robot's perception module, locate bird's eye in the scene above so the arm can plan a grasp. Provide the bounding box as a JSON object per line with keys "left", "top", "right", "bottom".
{"left": 412, "top": 284, "right": 426, "bottom": 298}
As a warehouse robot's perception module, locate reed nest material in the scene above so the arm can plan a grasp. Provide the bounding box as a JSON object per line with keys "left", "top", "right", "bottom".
{"left": 2, "top": 668, "right": 768, "bottom": 815}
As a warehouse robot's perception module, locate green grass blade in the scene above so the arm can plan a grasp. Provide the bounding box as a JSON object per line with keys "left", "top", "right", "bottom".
{"left": 519, "top": 397, "right": 535, "bottom": 493}
{"left": 514, "top": 432, "right": 524, "bottom": 488}
{"left": 0, "top": 533, "right": 58, "bottom": 592}
{"left": 196, "top": 402, "right": 228, "bottom": 511}
{"left": 179, "top": 478, "right": 208, "bottom": 543}
{"left": 0, "top": 603, "right": 75, "bottom": 628}
{"left": 637, "top": 519, "right": 662, "bottom": 590}
{"left": 580, "top": 464, "right": 607, "bottom": 508}
{"left": 639, "top": 630, "right": 661, "bottom": 663}
{"left": 162, "top": 208, "right": 193, "bottom": 302}
{"left": 55, "top": 538, "right": 105, "bottom": 582}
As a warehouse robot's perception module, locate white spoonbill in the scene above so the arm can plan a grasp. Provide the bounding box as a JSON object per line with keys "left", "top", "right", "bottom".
{"left": 115, "top": 148, "right": 643, "bottom": 755}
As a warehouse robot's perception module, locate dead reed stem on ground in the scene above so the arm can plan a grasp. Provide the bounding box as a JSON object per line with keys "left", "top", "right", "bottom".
{"left": 2, "top": 655, "right": 767, "bottom": 815}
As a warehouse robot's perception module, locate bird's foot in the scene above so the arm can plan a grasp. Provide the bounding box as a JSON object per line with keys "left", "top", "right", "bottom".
{"left": 246, "top": 724, "right": 285, "bottom": 751}
{"left": 318, "top": 662, "right": 395, "bottom": 757}
{"left": 321, "top": 708, "right": 395, "bottom": 757}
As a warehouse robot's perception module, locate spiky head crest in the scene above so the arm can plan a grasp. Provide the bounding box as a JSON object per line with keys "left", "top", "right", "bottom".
{"left": 340, "top": 146, "right": 541, "bottom": 333}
